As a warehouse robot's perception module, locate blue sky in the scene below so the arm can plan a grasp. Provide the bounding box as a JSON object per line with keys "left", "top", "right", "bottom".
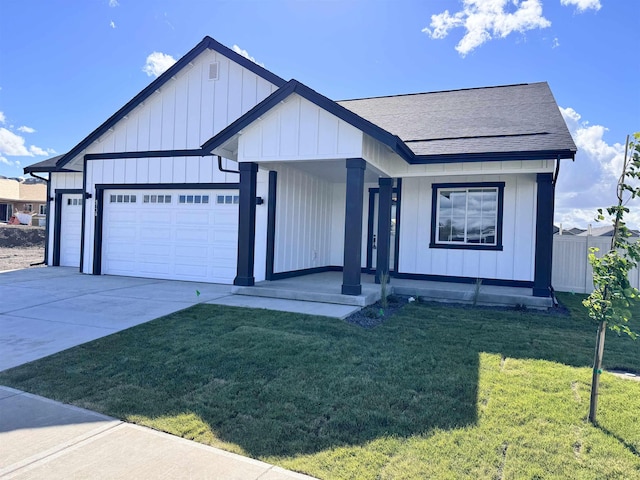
{"left": 0, "top": 0, "right": 638, "bottom": 227}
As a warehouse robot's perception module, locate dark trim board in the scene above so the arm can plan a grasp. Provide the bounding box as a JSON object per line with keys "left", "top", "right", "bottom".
{"left": 413, "top": 149, "right": 575, "bottom": 164}
{"left": 85, "top": 149, "right": 206, "bottom": 161}
{"left": 52, "top": 189, "right": 84, "bottom": 267}
{"left": 269, "top": 265, "right": 343, "bottom": 281}
{"left": 394, "top": 178, "right": 402, "bottom": 273}
{"left": 365, "top": 185, "right": 400, "bottom": 273}
{"left": 393, "top": 272, "right": 534, "bottom": 289}
{"left": 265, "top": 171, "right": 277, "bottom": 281}
{"left": 533, "top": 173, "right": 554, "bottom": 297}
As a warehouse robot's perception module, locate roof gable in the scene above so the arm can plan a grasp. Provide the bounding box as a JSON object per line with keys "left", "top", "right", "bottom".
{"left": 53, "top": 36, "right": 286, "bottom": 170}
{"left": 201, "top": 79, "right": 415, "bottom": 163}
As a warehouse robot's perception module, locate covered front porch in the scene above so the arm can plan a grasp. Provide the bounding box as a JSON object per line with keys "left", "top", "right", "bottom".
{"left": 232, "top": 271, "right": 554, "bottom": 310}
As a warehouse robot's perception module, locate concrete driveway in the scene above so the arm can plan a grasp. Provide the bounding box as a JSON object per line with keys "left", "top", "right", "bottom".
{"left": 0, "top": 267, "right": 234, "bottom": 372}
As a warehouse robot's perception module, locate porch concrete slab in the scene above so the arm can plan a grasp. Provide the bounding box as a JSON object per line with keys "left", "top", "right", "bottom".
{"left": 233, "top": 272, "right": 381, "bottom": 307}
{"left": 0, "top": 315, "right": 114, "bottom": 371}
{"left": 208, "top": 295, "right": 361, "bottom": 319}
{"left": 1, "top": 387, "right": 316, "bottom": 480}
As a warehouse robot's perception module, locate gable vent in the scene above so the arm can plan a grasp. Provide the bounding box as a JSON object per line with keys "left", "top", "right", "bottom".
{"left": 209, "top": 62, "right": 219, "bottom": 80}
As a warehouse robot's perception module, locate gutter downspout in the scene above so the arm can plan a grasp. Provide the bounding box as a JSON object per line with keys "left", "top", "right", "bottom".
{"left": 28, "top": 172, "right": 50, "bottom": 266}
{"left": 217, "top": 155, "right": 240, "bottom": 175}
{"left": 549, "top": 156, "right": 561, "bottom": 306}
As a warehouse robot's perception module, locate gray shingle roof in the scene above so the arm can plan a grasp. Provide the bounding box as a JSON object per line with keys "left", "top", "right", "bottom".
{"left": 338, "top": 82, "right": 576, "bottom": 160}
{"left": 23, "top": 155, "right": 66, "bottom": 173}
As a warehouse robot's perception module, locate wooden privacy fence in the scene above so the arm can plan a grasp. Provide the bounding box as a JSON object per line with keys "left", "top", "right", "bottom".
{"left": 552, "top": 235, "right": 640, "bottom": 294}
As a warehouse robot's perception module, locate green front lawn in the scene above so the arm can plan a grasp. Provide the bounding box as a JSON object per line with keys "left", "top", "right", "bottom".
{"left": 1, "top": 293, "right": 639, "bottom": 479}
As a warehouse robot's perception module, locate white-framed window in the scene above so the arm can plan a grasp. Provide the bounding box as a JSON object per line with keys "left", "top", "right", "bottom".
{"left": 430, "top": 182, "right": 504, "bottom": 250}
{"left": 67, "top": 198, "right": 81, "bottom": 206}
{"left": 24, "top": 204, "right": 33, "bottom": 212}
{"left": 39, "top": 204, "right": 46, "bottom": 215}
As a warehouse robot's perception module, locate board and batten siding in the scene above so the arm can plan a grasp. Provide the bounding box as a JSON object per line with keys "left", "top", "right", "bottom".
{"left": 48, "top": 172, "right": 83, "bottom": 265}
{"left": 238, "top": 94, "right": 363, "bottom": 163}
{"left": 272, "top": 164, "right": 334, "bottom": 273}
{"left": 398, "top": 174, "right": 537, "bottom": 282}
{"left": 66, "top": 48, "right": 278, "bottom": 170}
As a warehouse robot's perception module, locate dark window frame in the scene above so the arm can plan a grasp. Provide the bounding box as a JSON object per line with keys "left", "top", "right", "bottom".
{"left": 429, "top": 181, "right": 505, "bottom": 251}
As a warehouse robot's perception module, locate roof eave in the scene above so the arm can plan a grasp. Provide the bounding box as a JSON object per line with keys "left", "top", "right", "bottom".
{"left": 411, "top": 149, "right": 577, "bottom": 164}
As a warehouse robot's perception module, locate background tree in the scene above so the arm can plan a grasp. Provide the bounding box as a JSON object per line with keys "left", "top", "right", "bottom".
{"left": 583, "top": 132, "right": 640, "bottom": 425}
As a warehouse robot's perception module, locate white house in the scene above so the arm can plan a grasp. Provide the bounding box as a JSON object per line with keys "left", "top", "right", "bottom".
{"left": 25, "top": 36, "right": 576, "bottom": 301}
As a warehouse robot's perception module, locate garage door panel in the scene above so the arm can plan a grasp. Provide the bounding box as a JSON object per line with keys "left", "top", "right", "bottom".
{"left": 102, "top": 189, "right": 238, "bottom": 283}
{"left": 140, "top": 228, "right": 171, "bottom": 240}
{"left": 213, "top": 211, "right": 237, "bottom": 225}
{"left": 175, "top": 228, "right": 209, "bottom": 242}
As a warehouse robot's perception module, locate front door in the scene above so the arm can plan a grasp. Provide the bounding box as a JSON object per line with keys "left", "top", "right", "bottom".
{"left": 366, "top": 188, "right": 398, "bottom": 272}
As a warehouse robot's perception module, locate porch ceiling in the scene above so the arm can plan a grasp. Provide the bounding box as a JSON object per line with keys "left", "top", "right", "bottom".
{"left": 260, "top": 159, "right": 386, "bottom": 183}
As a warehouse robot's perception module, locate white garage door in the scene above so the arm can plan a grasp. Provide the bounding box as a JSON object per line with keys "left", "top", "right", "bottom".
{"left": 102, "top": 189, "right": 239, "bottom": 283}
{"left": 60, "top": 194, "right": 83, "bottom": 267}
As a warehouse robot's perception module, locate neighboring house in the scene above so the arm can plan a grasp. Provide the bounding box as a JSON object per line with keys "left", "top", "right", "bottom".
{"left": 554, "top": 226, "right": 586, "bottom": 236}
{"left": 25, "top": 36, "right": 576, "bottom": 299}
{"left": 0, "top": 177, "right": 47, "bottom": 223}
{"left": 577, "top": 226, "right": 640, "bottom": 237}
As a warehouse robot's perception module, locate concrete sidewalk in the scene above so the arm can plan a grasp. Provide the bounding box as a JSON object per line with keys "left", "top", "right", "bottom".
{"left": 0, "top": 386, "right": 315, "bottom": 479}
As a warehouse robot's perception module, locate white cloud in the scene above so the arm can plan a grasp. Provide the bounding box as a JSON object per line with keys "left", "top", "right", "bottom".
{"left": 0, "top": 111, "right": 5, "bottom": 124}
{"left": 110, "top": 20, "right": 116, "bottom": 29}
{"left": 560, "top": 0, "right": 601, "bottom": 13}
{"left": 422, "top": 0, "right": 551, "bottom": 56}
{"left": 232, "top": 45, "right": 265, "bottom": 67}
{"left": 29, "top": 145, "right": 49, "bottom": 156}
{"left": 109, "top": 0, "right": 119, "bottom": 6}
{"left": 552, "top": 37, "right": 560, "bottom": 48}
{"left": 0, "top": 127, "right": 31, "bottom": 156}
{"left": 554, "top": 107, "right": 637, "bottom": 228}
{"left": 17, "top": 126, "right": 35, "bottom": 133}
{"left": 0, "top": 155, "right": 12, "bottom": 166}
{"left": 142, "top": 52, "right": 176, "bottom": 78}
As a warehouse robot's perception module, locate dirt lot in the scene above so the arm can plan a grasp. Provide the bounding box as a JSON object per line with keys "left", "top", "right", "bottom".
{"left": 0, "top": 225, "right": 46, "bottom": 272}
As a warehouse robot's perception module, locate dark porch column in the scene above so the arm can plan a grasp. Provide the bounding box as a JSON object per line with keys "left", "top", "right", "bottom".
{"left": 234, "top": 162, "right": 258, "bottom": 286}
{"left": 533, "top": 173, "right": 554, "bottom": 297}
{"left": 342, "top": 158, "right": 366, "bottom": 295}
{"left": 375, "top": 177, "right": 393, "bottom": 284}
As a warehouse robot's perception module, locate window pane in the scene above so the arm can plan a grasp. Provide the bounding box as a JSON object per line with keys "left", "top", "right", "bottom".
{"left": 194, "top": 195, "right": 201, "bottom": 204}
{"left": 143, "top": 195, "right": 149, "bottom": 203}
{"left": 165, "top": 195, "right": 171, "bottom": 203}
{"left": 131, "top": 195, "right": 136, "bottom": 203}
{"left": 179, "top": 195, "right": 186, "bottom": 203}
{"left": 202, "top": 195, "right": 209, "bottom": 204}
{"left": 225, "top": 195, "right": 232, "bottom": 204}
{"left": 187, "top": 195, "right": 194, "bottom": 203}
{"left": 217, "top": 195, "right": 224, "bottom": 204}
